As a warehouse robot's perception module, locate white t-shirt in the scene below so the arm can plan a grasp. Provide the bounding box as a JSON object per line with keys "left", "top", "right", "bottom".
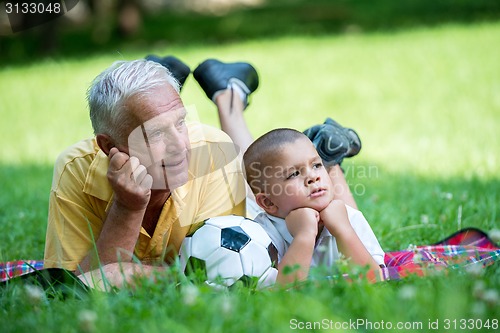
{"left": 247, "top": 200, "right": 385, "bottom": 267}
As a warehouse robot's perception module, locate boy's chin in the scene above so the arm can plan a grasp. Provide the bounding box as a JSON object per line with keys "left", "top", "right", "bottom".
{"left": 309, "top": 200, "right": 330, "bottom": 213}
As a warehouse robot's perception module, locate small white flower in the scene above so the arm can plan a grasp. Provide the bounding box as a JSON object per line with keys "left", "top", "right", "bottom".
{"left": 24, "top": 284, "right": 45, "bottom": 306}
{"left": 489, "top": 228, "right": 500, "bottom": 244}
{"left": 399, "top": 285, "right": 416, "bottom": 300}
{"left": 472, "top": 280, "right": 485, "bottom": 299}
{"left": 471, "top": 302, "right": 486, "bottom": 316}
{"left": 465, "top": 263, "right": 484, "bottom": 277}
{"left": 481, "top": 289, "right": 499, "bottom": 307}
{"left": 407, "top": 244, "right": 418, "bottom": 252}
{"left": 441, "top": 192, "right": 453, "bottom": 200}
{"left": 420, "top": 215, "right": 429, "bottom": 224}
{"left": 220, "top": 295, "right": 233, "bottom": 316}
{"left": 182, "top": 284, "right": 199, "bottom": 306}
{"left": 78, "top": 309, "right": 97, "bottom": 333}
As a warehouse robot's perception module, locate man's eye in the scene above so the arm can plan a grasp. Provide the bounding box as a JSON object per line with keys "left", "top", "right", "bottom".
{"left": 286, "top": 171, "right": 299, "bottom": 179}
{"left": 177, "top": 118, "right": 186, "bottom": 128}
{"left": 149, "top": 131, "right": 163, "bottom": 139}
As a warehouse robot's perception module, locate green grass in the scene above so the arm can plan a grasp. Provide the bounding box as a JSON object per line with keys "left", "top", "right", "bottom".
{"left": 1, "top": 22, "right": 499, "bottom": 332}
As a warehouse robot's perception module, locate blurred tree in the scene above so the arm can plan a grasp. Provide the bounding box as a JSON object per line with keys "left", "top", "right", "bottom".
{"left": 1, "top": 0, "right": 499, "bottom": 63}
{"left": 118, "top": 0, "right": 142, "bottom": 37}
{"left": 87, "top": 0, "right": 142, "bottom": 43}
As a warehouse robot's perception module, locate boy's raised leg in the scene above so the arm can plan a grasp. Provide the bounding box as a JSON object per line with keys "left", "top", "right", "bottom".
{"left": 328, "top": 165, "right": 358, "bottom": 210}
{"left": 193, "top": 59, "right": 259, "bottom": 154}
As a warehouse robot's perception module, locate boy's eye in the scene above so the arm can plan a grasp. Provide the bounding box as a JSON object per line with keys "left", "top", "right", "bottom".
{"left": 313, "top": 162, "right": 323, "bottom": 169}
{"left": 286, "top": 170, "right": 300, "bottom": 179}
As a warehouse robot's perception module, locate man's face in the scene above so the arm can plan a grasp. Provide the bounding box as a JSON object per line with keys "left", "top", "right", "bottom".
{"left": 261, "top": 137, "right": 334, "bottom": 218}
{"left": 123, "top": 83, "right": 191, "bottom": 191}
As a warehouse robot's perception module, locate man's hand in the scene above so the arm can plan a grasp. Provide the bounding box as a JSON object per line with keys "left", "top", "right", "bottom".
{"left": 285, "top": 207, "right": 320, "bottom": 239}
{"left": 107, "top": 147, "right": 153, "bottom": 211}
{"left": 77, "top": 262, "right": 167, "bottom": 291}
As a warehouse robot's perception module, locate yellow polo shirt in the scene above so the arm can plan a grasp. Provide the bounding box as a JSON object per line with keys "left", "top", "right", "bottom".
{"left": 44, "top": 122, "right": 246, "bottom": 270}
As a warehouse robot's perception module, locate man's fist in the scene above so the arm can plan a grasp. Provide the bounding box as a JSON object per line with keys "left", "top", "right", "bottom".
{"left": 107, "top": 147, "right": 153, "bottom": 211}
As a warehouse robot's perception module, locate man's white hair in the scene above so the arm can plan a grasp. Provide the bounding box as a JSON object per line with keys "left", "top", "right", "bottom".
{"left": 87, "top": 59, "right": 181, "bottom": 141}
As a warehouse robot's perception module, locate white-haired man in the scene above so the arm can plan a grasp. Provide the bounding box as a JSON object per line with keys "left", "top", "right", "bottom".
{"left": 44, "top": 57, "right": 258, "bottom": 287}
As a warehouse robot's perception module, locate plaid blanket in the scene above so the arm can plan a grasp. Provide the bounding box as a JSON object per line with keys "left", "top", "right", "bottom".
{"left": 381, "top": 227, "right": 500, "bottom": 280}
{"left": 1, "top": 228, "right": 499, "bottom": 284}
{"left": 1, "top": 260, "right": 44, "bottom": 283}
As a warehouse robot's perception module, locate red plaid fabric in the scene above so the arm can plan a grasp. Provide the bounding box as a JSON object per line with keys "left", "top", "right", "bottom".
{"left": 0, "top": 260, "right": 44, "bottom": 283}
{"left": 1, "top": 229, "right": 498, "bottom": 284}
{"left": 381, "top": 228, "right": 500, "bottom": 280}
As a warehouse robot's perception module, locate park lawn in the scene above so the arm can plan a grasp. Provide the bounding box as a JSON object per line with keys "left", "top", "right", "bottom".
{"left": 1, "top": 22, "right": 499, "bottom": 332}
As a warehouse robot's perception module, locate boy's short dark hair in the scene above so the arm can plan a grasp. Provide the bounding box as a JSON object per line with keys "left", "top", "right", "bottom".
{"left": 243, "top": 128, "right": 307, "bottom": 194}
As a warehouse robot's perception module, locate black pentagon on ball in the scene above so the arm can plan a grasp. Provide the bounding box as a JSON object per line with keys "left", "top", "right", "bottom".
{"left": 220, "top": 226, "right": 250, "bottom": 252}
{"left": 184, "top": 256, "right": 208, "bottom": 283}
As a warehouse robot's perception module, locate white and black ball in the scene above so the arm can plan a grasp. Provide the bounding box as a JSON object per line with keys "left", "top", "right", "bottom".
{"left": 179, "top": 215, "right": 278, "bottom": 289}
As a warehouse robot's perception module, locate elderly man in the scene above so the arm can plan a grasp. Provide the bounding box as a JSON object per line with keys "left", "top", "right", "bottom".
{"left": 44, "top": 57, "right": 258, "bottom": 286}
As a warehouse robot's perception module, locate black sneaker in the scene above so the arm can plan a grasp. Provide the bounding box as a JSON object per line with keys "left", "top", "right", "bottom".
{"left": 303, "top": 118, "right": 362, "bottom": 166}
{"left": 193, "top": 59, "right": 259, "bottom": 108}
{"left": 145, "top": 55, "right": 191, "bottom": 90}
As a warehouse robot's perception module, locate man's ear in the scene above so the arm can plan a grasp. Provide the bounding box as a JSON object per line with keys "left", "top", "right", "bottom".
{"left": 96, "top": 134, "right": 115, "bottom": 156}
{"left": 255, "top": 193, "right": 278, "bottom": 215}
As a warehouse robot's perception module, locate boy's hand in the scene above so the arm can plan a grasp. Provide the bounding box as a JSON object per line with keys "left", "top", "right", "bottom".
{"left": 285, "top": 207, "right": 320, "bottom": 239}
{"left": 319, "top": 200, "right": 381, "bottom": 273}
{"left": 277, "top": 207, "right": 320, "bottom": 285}
{"left": 107, "top": 147, "right": 153, "bottom": 211}
{"left": 319, "top": 200, "right": 350, "bottom": 235}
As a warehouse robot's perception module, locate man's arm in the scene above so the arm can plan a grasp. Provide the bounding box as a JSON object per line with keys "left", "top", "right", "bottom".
{"left": 77, "top": 262, "right": 167, "bottom": 290}
{"left": 77, "top": 201, "right": 147, "bottom": 273}
{"left": 78, "top": 148, "right": 153, "bottom": 273}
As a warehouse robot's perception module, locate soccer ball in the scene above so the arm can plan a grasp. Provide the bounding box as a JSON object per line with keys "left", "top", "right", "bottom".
{"left": 179, "top": 215, "right": 278, "bottom": 289}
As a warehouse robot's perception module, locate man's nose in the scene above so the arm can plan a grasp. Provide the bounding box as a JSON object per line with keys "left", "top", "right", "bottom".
{"left": 165, "top": 128, "right": 186, "bottom": 153}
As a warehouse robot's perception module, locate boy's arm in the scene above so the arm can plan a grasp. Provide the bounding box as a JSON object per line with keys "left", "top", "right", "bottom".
{"left": 320, "top": 200, "right": 380, "bottom": 273}
{"left": 276, "top": 208, "right": 319, "bottom": 285}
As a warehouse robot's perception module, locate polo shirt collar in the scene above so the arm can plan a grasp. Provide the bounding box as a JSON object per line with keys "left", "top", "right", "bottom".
{"left": 83, "top": 144, "right": 113, "bottom": 202}
{"left": 267, "top": 214, "right": 294, "bottom": 245}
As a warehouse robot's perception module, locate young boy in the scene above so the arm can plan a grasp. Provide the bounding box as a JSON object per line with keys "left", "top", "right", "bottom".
{"left": 174, "top": 56, "right": 384, "bottom": 284}
{"left": 243, "top": 128, "right": 385, "bottom": 284}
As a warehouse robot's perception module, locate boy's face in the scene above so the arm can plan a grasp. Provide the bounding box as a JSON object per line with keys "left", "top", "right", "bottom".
{"left": 259, "top": 137, "right": 334, "bottom": 218}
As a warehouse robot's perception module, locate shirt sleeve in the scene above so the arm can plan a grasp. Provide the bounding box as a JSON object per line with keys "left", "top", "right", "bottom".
{"left": 346, "top": 205, "right": 385, "bottom": 266}
{"left": 44, "top": 152, "right": 107, "bottom": 271}
{"left": 253, "top": 213, "right": 287, "bottom": 263}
